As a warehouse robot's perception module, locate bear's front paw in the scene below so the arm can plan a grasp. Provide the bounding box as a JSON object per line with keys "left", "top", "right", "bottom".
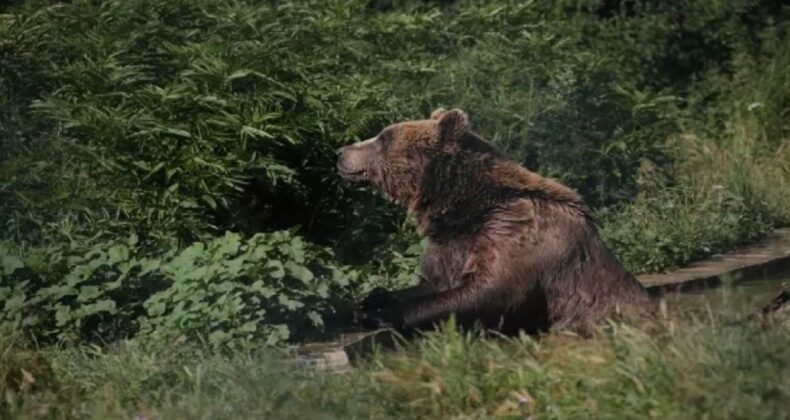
{"left": 355, "top": 303, "right": 403, "bottom": 331}
{"left": 359, "top": 288, "right": 398, "bottom": 312}
{"left": 357, "top": 310, "right": 395, "bottom": 330}
{"left": 355, "top": 288, "right": 407, "bottom": 330}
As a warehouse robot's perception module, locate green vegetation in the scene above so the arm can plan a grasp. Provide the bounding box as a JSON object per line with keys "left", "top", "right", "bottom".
{"left": 2, "top": 301, "right": 789, "bottom": 419}
{"left": 1, "top": 0, "right": 789, "bottom": 417}
{"left": 1, "top": 231, "right": 360, "bottom": 346}
{"left": 2, "top": 0, "right": 788, "bottom": 345}
{"left": 599, "top": 29, "right": 790, "bottom": 271}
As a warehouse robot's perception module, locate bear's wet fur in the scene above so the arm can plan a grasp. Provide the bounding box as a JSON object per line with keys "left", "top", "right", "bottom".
{"left": 337, "top": 108, "right": 657, "bottom": 336}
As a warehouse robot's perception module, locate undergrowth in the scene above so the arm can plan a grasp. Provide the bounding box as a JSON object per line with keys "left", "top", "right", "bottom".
{"left": 2, "top": 296, "right": 788, "bottom": 419}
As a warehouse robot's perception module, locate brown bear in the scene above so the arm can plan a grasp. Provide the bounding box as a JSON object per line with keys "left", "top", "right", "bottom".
{"left": 337, "top": 108, "right": 657, "bottom": 336}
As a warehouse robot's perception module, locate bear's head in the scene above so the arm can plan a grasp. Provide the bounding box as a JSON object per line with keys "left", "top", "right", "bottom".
{"left": 337, "top": 108, "right": 496, "bottom": 207}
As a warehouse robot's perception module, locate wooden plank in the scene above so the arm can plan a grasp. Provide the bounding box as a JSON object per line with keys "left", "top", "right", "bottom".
{"left": 639, "top": 228, "right": 790, "bottom": 291}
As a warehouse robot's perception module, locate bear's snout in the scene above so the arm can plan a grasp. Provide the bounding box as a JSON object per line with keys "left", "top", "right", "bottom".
{"left": 335, "top": 145, "right": 348, "bottom": 157}
{"left": 336, "top": 137, "right": 379, "bottom": 181}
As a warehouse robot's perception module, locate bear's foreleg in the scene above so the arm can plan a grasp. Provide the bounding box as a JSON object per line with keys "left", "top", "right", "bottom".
{"left": 398, "top": 278, "right": 494, "bottom": 329}
{"left": 359, "top": 281, "right": 437, "bottom": 313}
{"left": 395, "top": 236, "right": 510, "bottom": 330}
{"left": 356, "top": 280, "right": 438, "bottom": 330}
{"left": 356, "top": 280, "right": 492, "bottom": 331}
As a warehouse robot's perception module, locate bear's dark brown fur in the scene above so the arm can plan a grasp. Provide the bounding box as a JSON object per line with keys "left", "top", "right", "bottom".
{"left": 337, "top": 108, "right": 657, "bottom": 335}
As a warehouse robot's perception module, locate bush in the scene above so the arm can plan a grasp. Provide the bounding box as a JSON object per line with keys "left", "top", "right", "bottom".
{"left": 0, "top": 0, "right": 707, "bottom": 246}
{"left": 0, "top": 0, "right": 409, "bottom": 244}
{"left": 1, "top": 236, "right": 156, "bottom": 343}
{"left": 142, "top": 231, "right": 357, "bottom": 346}
{"left": 599, "top": 185, "right": 772, "bottom": 274}
{"left": 0, "top": 231, "right": 359, "bottom": 346}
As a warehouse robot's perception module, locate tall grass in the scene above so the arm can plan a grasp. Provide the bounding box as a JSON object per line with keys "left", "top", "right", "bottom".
{"left": 2, "top": 299, "right": 789, "bottom": 419}
{"left": 600, "top": 29, "right": 790, "bottom": 273}
{"left": 688, "top": 34, "right": 790, "bottom": 227}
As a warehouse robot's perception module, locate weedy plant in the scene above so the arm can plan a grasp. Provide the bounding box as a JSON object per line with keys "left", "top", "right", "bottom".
{"left": 1, "top": 231, "right": 361, "bottom": 347}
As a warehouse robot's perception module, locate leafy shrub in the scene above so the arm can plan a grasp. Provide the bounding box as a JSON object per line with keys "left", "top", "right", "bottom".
{"left": 3, "top": 0, "right": 779, "bottom": 248}
{"left": 142, "top": 231, "right": 356, "bottom": 346}
{"left": 0, "top": 231, "right": 358, "bottom": 346}
{"left": 1, "top": 0, "right": 724, "bottom": 246}
{"left": 599, "top": 184, "right": 772, "bottom": 274}
{"left": 0, "top": 0, "right": 409, "bottom": 245}
{"left": 401, "top": 3, "right": 679, "bottom": 206}
{"left": 352, "top": 223, "right": 425, "bottom": 297}
{"left": 0, "top": 236, "right": 158, "bottom": 343}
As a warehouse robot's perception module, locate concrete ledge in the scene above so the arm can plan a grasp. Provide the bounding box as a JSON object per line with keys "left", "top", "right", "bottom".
{"left": 286, "top": 329, "right": 400, "bottom": 373}
{"left": 639, "top": 228, "right": 790, "bottom": 293}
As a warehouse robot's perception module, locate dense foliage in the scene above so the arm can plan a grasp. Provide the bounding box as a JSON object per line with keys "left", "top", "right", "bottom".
{"left": 1, "top": 231, "right": 358, "bottom": 346}
{"left": 1, "top": 0, "right": 788, "bottom": 345}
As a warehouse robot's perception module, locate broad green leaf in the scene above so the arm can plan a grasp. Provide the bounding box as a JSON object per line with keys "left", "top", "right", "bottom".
{"left": 147, "top": 301, "right": 167, "bottom": 317}
{"left": 139, "top": 259, "right": 161, "bottom": 276}
{"left": 265, "top": 324, "right": 290, "bottom": 346}
{"left": 250, "top": 280, "right": 276, "bottom": 298}
{"left": 285, "top": 261, "right": 313, "bottom": 283}
{"left": 307, "top": 311, "right": 324, "bottom": 327}
{"left": 78, "top": 286, "right": 101, "bottom": 302}
{"left": 209, "top": 330, "right": 231, "bottom": 345}
{"left": 223, "top": 256, "right": 246, "bottom": 277}
{"left": 266, "top": 260, "right": 285, "bottom": 279}
{"left": 3, "top": 294, "right": 26, "bottom": 311}
{"left": 55, "top": 306, "right": 71, "bottom": 327}
{"left": 107, "top": 245, "right": 130, "bottom": 263}
{"left": 1, "top": 255, "right": 24, "bottom": 275}
{"left": 215, "top": 233, "right": 241, "bottom": 256}
{"left": 82, "top": 299, "right": 117, "bottom": 315}
{"left": 277, "top": 294, "right": 304, "bottom": 310}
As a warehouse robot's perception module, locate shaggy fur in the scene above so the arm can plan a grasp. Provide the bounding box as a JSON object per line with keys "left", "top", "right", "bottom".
{"left": 337, "top": 108, "right": 656, "bottom": 335}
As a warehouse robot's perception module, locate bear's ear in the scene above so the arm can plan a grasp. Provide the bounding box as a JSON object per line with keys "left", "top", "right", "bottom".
{"left": 430, "top": 108, "right": 448, "bottom": 120}
{"left": 437, "top": 108, "right": 470, "bottom": 142}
